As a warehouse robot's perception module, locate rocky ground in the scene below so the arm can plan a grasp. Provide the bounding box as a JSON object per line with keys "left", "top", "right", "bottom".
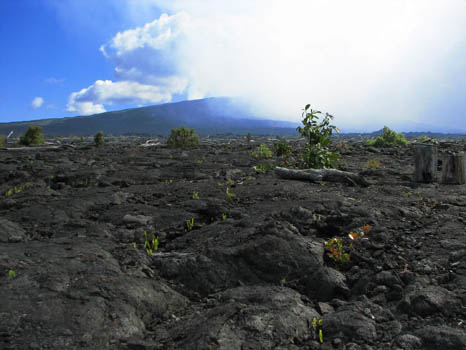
{"left": 1, "top": 136, "right": 466, "bottom": 350}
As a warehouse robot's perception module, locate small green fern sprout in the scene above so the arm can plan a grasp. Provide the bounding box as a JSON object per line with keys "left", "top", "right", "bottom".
{"left": 8, "top": 269, "right": 16, "bottom": 278}
{"left": 226, "top": 187, "right": 236, "bottom": 199}
{"left": 312, "top": 316, "right": 324, "bottom": 343}
{"left": 144, "top": 231, "right": 159, "bottom": 256}
{"left": 186, "top": 218, "right": 195, "bottom": 231}
{"left": 192, "top": 191, "right": 200, "bottom": 200}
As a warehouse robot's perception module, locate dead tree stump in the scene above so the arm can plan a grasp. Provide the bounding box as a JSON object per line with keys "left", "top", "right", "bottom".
{"left": 414, "top": 144, "right": 438, "bottom": 183}
{"left": 441, "top": 153, "right": 466, "bottom": 184}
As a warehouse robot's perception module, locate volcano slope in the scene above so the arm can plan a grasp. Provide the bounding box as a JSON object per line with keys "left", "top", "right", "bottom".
{"left": 1, "top": 137, "right": 466, "bottom": 350}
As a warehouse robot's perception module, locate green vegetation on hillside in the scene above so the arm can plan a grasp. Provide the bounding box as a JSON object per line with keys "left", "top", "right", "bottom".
{"left": 19, "top": 126, "right": 44, "bottom": 146}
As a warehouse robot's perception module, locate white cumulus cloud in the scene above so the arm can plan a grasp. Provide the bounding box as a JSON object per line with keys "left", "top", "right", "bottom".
{"left": 30, "top": 97, "right": 44, "bottom": 109}
{"left": 67, "top": 79, "right": 186, "bottom": 115}
{"left": 100, "top": 12, "right": 189, "bottom": 56}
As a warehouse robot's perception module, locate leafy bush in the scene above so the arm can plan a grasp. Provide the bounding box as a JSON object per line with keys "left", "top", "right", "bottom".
{"left": 19, "top": 126, "right": 44, "bottom": 146}
{"left": 258, "top": 144, "right": 272, "bottom": 158}
{"left": 297, "top": 105, "right": 340, "bottom": 169}
{"left": 167, "top": 126, "right": 200, "bottom": 148}
{"left": 94, "top": 131, "right": 105, "bottom": 146}
{"left": 251, "top": 144, "right": 273, "bottom": 158}
{"left": 273, "top": 140, "right": 292, "bottom": 157}
{"left": 365, "top": 126, "right": 408, "bottom": 147}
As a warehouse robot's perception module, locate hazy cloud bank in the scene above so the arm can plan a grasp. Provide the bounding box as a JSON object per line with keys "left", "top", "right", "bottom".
{"left": 67, "top": 0, "right": 466, "bottom": 131}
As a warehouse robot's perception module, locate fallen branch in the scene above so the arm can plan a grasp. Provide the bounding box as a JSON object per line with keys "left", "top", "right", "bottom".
{"left": 274, "top": 167, "right": 370, "bottom": 186}
{"left": 140, "top": 140, "right": 161, "bottom": 148}
{"left": 2, "top": 144, "right": 75, "bottom": 151}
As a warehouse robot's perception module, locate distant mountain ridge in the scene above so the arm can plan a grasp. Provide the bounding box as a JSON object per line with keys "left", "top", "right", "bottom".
{"left": 0, "top": 98, "right": 299, "bottom": 137}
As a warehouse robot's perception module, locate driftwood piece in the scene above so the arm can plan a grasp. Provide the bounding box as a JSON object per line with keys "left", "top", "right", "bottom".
{"left": 441, "top": 154, "right": 466, "bottom": 184}
{"left": 2, "top": 144, "right": 75, "bottom": 151}
{"left": 140, "top": 140, "right": 161, "bottom": 148}
{"left": 413, "top": 144, "right": 438, "bottom": 183}
{"left": 274, "top": 167, "right": 369, "bottom": 186}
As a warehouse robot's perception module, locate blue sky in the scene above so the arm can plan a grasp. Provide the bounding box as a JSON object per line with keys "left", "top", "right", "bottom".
{"left": 1, "top": 0, "right": 465, "bottom": 132}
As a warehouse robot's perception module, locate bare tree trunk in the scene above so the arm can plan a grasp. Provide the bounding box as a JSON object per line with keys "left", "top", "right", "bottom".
{"left": 441, "top": 153, "right": 466, "bottom": 184}
{"left": 274, "top": 167, "right": 369, "bottom": 186}
{"left": 413, "top": 144, "right": 438, "bottom": 183}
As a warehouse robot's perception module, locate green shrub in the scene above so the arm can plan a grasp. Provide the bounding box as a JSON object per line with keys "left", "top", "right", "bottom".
{"left": 94, "top": 131, "right": 105, "bottom": 146}
{"left": 273, "top": 140, "right": 292, "bottom": 156}
{"left": 0, "top": 135, "right": 4, "bottom": 147}
{"left": 19, "top": 126, "right": 44, "bottom": 146}
{"left": 297, "top": 105, "right": 340, "bottom": 169}
{"left": 167, "top": 126, "right": 200, "bottom": 148}
{"left": 365, "top": 126, "right": 408, "bottom": 147}
{"left": 257, "top": 144, "right": 272, "bottom": 158}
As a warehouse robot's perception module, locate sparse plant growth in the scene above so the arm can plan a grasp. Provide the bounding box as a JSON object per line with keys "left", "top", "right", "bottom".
{"left": 325, "top": 238, "right": 350, "bottom": 264}
{"left": 94, "top": 131, "right": 105, "bottom": 146}
{"left": 366, "top": 159, "right": 382, "bottom": 170}
{"left": 256, "top": 144, "right": 273, "bottom": 158}
{"left": 348, "top": 225, "right": 370, "bottom": 247}
{"left": 144, "top": 231, "right": 159, "bottom": 255}
{"left": 325, "top": 225, "right": 370, "bottom": 266}
{"left": 185, "top": 218, "right": 195, "bottom": 231}
{"left": 226, "top": 187, "right": 236, "bottom": 199}
{"left": 252, "top": 163, "right": 275, "bottom": 173}
{"left": 273, "top": 140, "right": 292, "bottom": 157}
{"left": 4, "top": 183, "right": 30, "bottom": 197}
{"left": 167, "top": 126, "right": 200, "bottom": 148}
{"left": 2, "top": 129, "right": 466, "bottom": 349}
{"left": 0, "top": 135, "right": 4, "bottom": 147}
{"left": 247, "top": 132, "right": 252, "bottom": 143}
{"left": 19, "top": 126, "right": 44, "bottom": 146}
{"left": 312, "top": 317, "right": 324, "bottom": 344}
{"left": 297, "top": 105, "right": 340, "bottom": 169}
{"left": 365, "top": 126, "right": 409, "bottom": 147}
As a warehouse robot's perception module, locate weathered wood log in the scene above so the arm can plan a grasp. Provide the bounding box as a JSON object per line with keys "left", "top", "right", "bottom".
{"left": 274, "top": 167, "right": 370, "bottom": 186}
{"left": 441, "top": 153, "right": 466, "bottom": 184}
{"left": 2, "top": 144, "right": 75, "bottom": 151}
{"left": 413, "top": 144, "right": 438, "bottom": 183}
